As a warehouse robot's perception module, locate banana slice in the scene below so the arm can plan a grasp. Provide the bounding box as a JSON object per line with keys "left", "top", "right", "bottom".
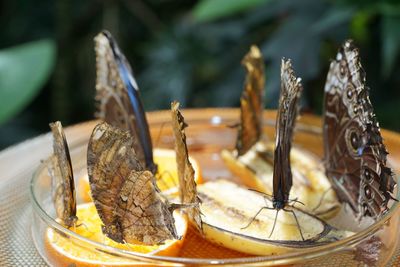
{"left": 222, "top": 141, "right": 340, "bottom": 219}
{"left": 198, "top": 179, "right": 351, "bottom": 255}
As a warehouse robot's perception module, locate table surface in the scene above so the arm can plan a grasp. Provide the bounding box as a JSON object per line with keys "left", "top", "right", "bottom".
{"left": 0, "top": 110, "right": 399, "bottom": 266}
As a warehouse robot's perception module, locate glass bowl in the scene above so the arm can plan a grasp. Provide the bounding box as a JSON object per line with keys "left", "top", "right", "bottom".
{"left": 31, "top": 108, "right": 400, "bottom": 266}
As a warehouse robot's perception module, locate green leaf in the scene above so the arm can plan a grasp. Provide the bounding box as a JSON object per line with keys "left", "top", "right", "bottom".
{"left": 0, "top": 39, "right": 56, "bottom": 125}
{"left": 381, "top": 15, "right": 400, "bottom": 77}
{"left": 193, "top": 0, "right": 269, "bottom": 23}
{"left": 377, "top": 2, "right": 400, "bottom": 17}
{"left": 311, "top": 7, "right": 355, "bottom": 35}
{"left": 350, "top": 10, "right": 373, "bottom": 42}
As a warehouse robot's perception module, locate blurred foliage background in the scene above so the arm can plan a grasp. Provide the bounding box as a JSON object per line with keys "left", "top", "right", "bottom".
{"left": 1, "top": 0, "right": 400, "bottom": 149}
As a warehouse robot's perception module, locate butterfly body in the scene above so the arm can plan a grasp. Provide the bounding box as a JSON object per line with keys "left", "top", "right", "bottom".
{"left": 323, "top": 40, "right": 396, "bottom": 220}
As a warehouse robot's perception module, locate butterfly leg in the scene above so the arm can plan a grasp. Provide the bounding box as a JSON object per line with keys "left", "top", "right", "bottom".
{"left": 167, "top": 202, "right": 196, "bottom": 213}
{"left": 288, "top": 197, "right": 305, "bottom": 207}
{"left": 311, "top": 187, "right": 333, "bottom": 213}
{"left": 75, "top": 222, "right": 95, "bottom": 235}
{"left": 268, "top": 209, "right": 280, "bottom": 238}
{"left": 241, "top": 206, "right": 274, "bottom": 230}
{"left": 283, "top": 208, "right": 304, "bottom": 241}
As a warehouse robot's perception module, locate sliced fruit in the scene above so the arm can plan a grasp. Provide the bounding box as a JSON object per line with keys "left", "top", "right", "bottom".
{"left": 154, "top": 148, "right": 202, "bottom": 194}
{"left": 198, "top": 180, "right": 352, "bottom": 256}
{"left": 46, "top": 203, "right": 188, "bottom": 265}
{"left": 78, "top": 175, "right": 92, "bottom": 203}
{"left": 222, "top": 141, "right": 340, "bottom": 219}
{"left": 78, "top": 148, "right": 202, "bottom": 202}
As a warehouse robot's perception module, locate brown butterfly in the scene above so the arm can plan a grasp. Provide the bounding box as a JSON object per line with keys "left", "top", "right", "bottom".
{"left": 48, "top": 121, "right": 77, "bottom": 228}
{"left": 236, "top": 45, "right": 265, "bottom": 156}
{"left": 171, "top": 101, "right": 202, "bottom": 231}
{"left": 87, "top": 122, "right": 179, "bottom": 245}
{"left": 323, "top": 40, "right": 397, "bottom": 220}
{"left": 272, "top": 59, "right": 303, "bottom": 210}
{"left": 94, "top": 30, "right": 156, "bottom": 174}
{"left": 242, "top": 59, "right": 304, "bottom": 239}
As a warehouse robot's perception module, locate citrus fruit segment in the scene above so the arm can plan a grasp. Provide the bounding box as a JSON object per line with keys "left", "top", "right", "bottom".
{"left": 198, "top": 180, "right": 352, "bottom": 256}
{"left": 153, "top": 148, "right": 202, "bottom": 194}
{"left": 46, "top": 202, "right": 188, "bottom": 265}
{"left": 78, "top": 148, "right": 202, "bottom": 202}
{"left": 221, "top": 141, "right": 340, "bottom": 219}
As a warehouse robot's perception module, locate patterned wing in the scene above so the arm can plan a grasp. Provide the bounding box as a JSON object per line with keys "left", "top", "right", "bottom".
{"left": 87, "top": 122, "right": 178, "bottom": 245}
{"left": 94, "top": 30, "right": 156, "bottom": 173}
{"left": 236, "top": 45, "right": 265, "bottom": 155}
{"left": 171, "top": 101, "right": 202, "bottom": 231}
{"left": 323, "top": 40, "right": 396, "bottom": 219}
{"left": 48, "top": 121, "right": 77, "bottom": 227}
{"left": 272, "top": 59, "right": 303, "bottom": 209}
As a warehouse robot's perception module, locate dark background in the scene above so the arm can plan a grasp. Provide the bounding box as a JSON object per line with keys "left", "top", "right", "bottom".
{"left": 1, "top": 0, "right": 399, "bottom": 149}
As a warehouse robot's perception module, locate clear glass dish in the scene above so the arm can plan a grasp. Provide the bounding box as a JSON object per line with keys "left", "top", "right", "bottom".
{"left": 30, "top": 108, "right": 400, "bottom": 266}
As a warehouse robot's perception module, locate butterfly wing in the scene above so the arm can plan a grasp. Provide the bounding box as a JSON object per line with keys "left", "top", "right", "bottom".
{"left": 94, "top": 31, "right": 156, "bottom": 173}
{"left": 236, "top": 45, "right": 265, "bottom": 155}
{"left": 87, "top": 122, "right": 178, "bottom": 244}
{"left": 118, "top": 169, "right": 179, "bottom": 245}
{"left": 171, "top": 101, "right": 202, "bottom": 231}
{"left": 272, "top": 59, "right": 303, "bottom": 208}
{"left": 49, "top": 121, "right": 77, "bottom": 227}
{"left": 323, "top": 40, "right": 396, "bottom": 219}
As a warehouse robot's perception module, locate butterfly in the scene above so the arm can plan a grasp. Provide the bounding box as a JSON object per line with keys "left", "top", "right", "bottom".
{"left": 272, "top": 59, "right": 303, "bottom": 211}
{"left": 171, "top": 101, "right": 202, "bottom": 231}
{"left": 236, "top": 45, "right": 265, "bottom": 156}
{"left": 48, "top": 121, "right": 77, "bottom": 228}
{"left": 94, "top": 30, "right": 156, "bottom": 174}
{"left": 242, "top": 59, "right": 304, "bottom": 239}
{"left": 323, "top": 40, "right": 397, "bottom": 220}
{"left": 224, "top": 46, "right": 339, "bottom": 217}
{"left": 87, "top": 122, "right": 179, "bottom": 245}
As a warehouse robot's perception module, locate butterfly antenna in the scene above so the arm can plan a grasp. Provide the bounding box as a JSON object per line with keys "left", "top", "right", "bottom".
{"left": 312, "top": 187, "right": 333, "bottom": 213}
{"left": 284, "top": 208, "right": 304, "bottom": 241}
{"left": 247, "top": 188, "right": 273, "bottom": 199}
{"left": 268, "top": 209, "right": 280, "bottom": 238}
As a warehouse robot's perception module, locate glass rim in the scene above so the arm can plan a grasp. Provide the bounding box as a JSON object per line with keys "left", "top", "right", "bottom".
{"left": 30, "top": 109, "right": 400, "bottom": 265}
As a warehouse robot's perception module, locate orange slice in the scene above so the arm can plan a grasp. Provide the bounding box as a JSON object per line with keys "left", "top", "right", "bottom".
{"left": 78, "top": 148, "right": 202, "bottom": 202}
{"left": 46, "top": 202, "right": 188, "bottom": 266}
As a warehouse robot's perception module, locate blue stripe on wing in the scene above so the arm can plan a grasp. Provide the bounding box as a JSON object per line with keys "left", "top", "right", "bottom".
{"left": 104, "top": 31, "right": 156, "bottom": 173}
